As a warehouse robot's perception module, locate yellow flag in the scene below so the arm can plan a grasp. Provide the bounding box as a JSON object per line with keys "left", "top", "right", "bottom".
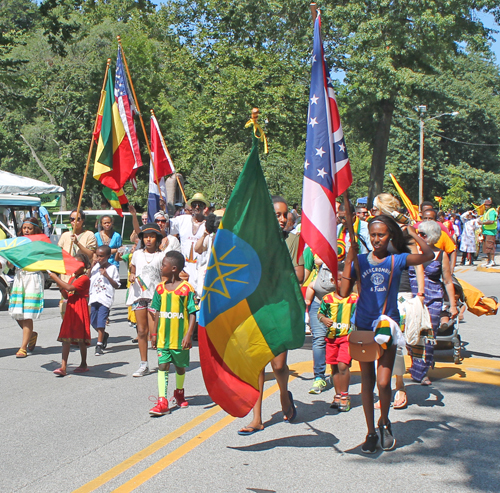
{"left": 390, "top": 174, "right": 420, "bottom": 222}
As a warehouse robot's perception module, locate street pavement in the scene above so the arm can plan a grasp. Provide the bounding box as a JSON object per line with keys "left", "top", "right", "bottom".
{"left": 1, "top": 261, "right": 500, "bottom": 493}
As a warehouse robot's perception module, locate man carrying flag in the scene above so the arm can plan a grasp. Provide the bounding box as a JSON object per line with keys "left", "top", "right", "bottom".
{"left": 301, "top": 11, "right": 353, "bottom": 279}
{"left": 198, "top": 124, "right": 305, "bottom": 423}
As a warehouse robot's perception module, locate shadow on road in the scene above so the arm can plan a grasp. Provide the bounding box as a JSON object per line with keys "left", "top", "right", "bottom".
{"left": 41, "top": 360, "right": 129, "bottom": 378}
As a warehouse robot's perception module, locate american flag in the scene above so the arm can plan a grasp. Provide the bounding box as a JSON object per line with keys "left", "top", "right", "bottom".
{"left": 115, "top": 46, "right": 142, "bottom": 188}
{"left": 301, "top": 12, "right": 352, "bottom": 276}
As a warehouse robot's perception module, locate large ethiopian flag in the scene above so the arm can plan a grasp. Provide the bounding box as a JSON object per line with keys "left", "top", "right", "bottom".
{"left": 198, "top": 139, "right": 305, "bottom": 418}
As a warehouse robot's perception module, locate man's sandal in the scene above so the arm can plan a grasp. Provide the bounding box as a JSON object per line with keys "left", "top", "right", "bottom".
{"left": 16, "top": 349, "right": 27, "bottom": 358}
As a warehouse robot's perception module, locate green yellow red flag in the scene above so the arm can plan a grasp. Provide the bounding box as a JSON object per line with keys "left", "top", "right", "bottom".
{"left": 198, "top": 138, "right": 305, "bottom": 418}
{"left": 102, "top": 187, "right": 127, "bottom": 217}
{"left": 0, "top": 235, "right": 83, "bottom": 274}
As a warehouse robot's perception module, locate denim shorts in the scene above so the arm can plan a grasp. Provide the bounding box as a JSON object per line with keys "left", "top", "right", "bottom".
{"left": 90, "top": 302, "right": 110, "bottom": 329}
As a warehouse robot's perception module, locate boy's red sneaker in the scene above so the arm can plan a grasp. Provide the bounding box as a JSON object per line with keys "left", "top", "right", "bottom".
{"left": 174, "top": 389, "right": 188, "bottom": 408}
{"left": 149, "top": 397, "right": 170, "bottom": 416}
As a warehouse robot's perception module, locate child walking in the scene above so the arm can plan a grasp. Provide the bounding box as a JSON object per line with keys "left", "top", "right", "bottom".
{"left": 149, "top": 251, "right": 198, "bottom": 416}
{"left": 127, "top": 224, "right": 166, "bottom": 376}
{"left": 89, "top": 245, "right": 120, "bottom": 355}
{"left": 48, "top": 254, "right": 91, "bottom": 376}
{"left": 318, "top": 267, "right": 358, "bottom": 411}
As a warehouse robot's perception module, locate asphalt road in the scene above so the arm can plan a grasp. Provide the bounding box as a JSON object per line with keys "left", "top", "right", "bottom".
{"left": 1, "top": 262, "right": 500, "bottom": 493}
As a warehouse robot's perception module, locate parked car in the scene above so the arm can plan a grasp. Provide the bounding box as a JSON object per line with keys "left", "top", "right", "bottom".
{"left": 0, "top": 194, "right": 52, "bottom": 309}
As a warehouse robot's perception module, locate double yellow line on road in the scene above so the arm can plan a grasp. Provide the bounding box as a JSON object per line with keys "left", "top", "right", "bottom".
{"left": 74, "top": 361, "right": 311, "bottom": 493}
{"left": 74, "top": 357, "right": 499, "bottom": 492}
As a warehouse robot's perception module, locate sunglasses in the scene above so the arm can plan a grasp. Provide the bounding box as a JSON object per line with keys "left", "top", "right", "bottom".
{"left": 155, "top": 219, "right": 167, "bottom": 223}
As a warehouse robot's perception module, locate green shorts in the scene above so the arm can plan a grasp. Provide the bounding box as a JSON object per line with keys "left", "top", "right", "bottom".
{"left": 157, "top": 348, "right": 190, "bottom": 367}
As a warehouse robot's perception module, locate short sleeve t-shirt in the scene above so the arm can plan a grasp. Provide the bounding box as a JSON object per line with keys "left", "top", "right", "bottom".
{"left": 482, "top": 208, "right": 498, "bottom": 235}
{"left": 354, "top": 253, "right": 409, "bottom": 330}
{"left": 88, "top": 263, "right": 120, "bottom": 307}
{"left": 150, "top": 281, "right": 198, "bottom": 350}
{"left": 126, "top": 249, "right": 166, "bottom": 304}
{"left": 285, "top": 232, "right": 304, "bottom": 268}
{"left": 319, "top": 292, "right": 358, "bottom": 338}
{"left": 434, "top": 231, "right": 456, "bottom": 253}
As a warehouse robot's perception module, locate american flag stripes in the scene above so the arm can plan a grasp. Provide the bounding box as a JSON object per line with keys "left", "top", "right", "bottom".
{"left": 115, "top": 46, "right": 143, "bottom": 184}
{"left": 301, "top": 13, "right": 353, "bottom": 276}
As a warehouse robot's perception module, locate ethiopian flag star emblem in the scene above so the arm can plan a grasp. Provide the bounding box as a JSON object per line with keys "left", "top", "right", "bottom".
{"left": 198, "top": 141, "right": 305, "bottom": 418}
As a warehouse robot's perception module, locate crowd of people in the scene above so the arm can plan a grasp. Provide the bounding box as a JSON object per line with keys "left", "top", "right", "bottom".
{"left": 4, "top": 190, "right": 497, "bottom": 454}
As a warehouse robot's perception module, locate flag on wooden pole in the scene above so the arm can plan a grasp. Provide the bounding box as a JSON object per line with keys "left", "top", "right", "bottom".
{"left": 301, "top": 12, "right": 352, "bottom": 277}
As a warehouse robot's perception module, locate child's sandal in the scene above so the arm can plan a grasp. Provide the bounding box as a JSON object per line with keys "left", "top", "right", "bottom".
{"left": 330, "top": 394, "right": 341, "bottom": 409}
{"left": 339, "top": 394, "right": 351, "bottom": 412}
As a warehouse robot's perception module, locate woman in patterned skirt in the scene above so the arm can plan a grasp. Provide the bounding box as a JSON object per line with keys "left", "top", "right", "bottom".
{"left": 409, "top": 220, "right": 458, "bottom": 384}
{"left": 8, "top": 218, "right": 44, "bottom": 358}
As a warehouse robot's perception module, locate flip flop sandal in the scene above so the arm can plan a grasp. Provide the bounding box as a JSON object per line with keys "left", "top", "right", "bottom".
{"left": 27, "top": 332, "right": 38, "bottom": 352}
{"left": 53, "top": 368, "right": 67, "bottom": 377}
{"left": 393, "top": 390, "right": 408, "bottom": 409}
{"left": 73, "top": 367, "right": 90, "bottom": 374}
{"left": 421, "top": 377, "right": 432, "bottom": 386}
{"left": 283, "top": 391, "right": 297, "bottom": 423}
{"left": 237, "top": 426, "right": 264, "bottom": 436}
{"left": 15, "top": 349, "right": 27, "bottom": 358}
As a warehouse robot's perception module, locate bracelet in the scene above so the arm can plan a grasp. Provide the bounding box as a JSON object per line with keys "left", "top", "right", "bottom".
{"left": 150, "top": 333, "right": 157, "bottom": 337}
{"left": 417, "top": 293, "right": 424, "bottom": 297}
{"left": 342, "top": 276, "right": 351, "bottom": 280}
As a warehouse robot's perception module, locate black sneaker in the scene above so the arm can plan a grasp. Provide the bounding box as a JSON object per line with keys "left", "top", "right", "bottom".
{"left": 102, "top": 332, "right": 109, "bottom": 349}
{"left": 95, "top": 344, "right": 104, "bottom": 356}
{"left": 378, "top": 421, "right": 396, "bottom": 451}
{"left": 361, "top": 433, "right": 379, "bottom": 454}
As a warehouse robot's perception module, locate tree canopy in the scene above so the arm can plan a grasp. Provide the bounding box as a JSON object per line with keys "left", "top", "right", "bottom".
{"left": 1, "top": 0, "right": 500, "bottom": 212}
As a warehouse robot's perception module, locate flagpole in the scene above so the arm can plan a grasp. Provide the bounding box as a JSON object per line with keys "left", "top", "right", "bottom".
{"left": 150, "top": 109, "right": 188, "bottom": 204}
{"left": 75, "top": 58, "right": 111, "bottom": 222}
{"left": 116, "top": 37, "right": 164, "bottom": 203}
{"left": 309, "top": 5, "right": 361, "bottom": 291}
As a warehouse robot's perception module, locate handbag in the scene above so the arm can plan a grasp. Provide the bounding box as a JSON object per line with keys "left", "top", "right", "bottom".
{"left": 349, "top": 256, "right": 394, "bottom": 362}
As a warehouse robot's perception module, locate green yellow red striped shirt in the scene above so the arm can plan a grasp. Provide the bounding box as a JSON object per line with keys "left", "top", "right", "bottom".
{"left": 319, "top": 293, "right": 358, "bottom": 339}
{"left": 150, "top": 281, "right": 198, "bottom": 350}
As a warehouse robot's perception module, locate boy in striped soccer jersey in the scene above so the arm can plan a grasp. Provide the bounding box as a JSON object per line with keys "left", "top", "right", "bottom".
{"left": 148, "top": 251, "right": 198, "bottom": 416}
{"left": 318, "top": 272, "right": 358, "bottom": 412}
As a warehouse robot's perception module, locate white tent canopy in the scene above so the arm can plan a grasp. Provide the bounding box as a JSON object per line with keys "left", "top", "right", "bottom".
{"left": 0, "top": 170, "right": 64, "bottom": 195}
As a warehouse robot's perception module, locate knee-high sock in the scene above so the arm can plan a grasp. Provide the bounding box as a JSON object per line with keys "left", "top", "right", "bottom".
{"left": 176, "top": 372, "right": 185, "bottom": 390}
{"left": 158, "top": 370, "right": 169, "bottom": 398}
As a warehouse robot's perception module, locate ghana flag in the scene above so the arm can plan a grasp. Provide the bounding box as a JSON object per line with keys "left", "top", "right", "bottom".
{"left": 198, "top": 140, "right": 305, "bottom": 418}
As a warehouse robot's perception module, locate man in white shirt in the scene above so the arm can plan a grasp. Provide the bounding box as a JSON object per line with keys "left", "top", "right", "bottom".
{"left": 169, "top": 193, "right": 208, "bottom": 292}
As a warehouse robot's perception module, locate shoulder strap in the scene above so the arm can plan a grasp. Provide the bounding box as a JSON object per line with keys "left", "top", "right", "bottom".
{"left": 381, "top": 255, "right": 394, "bottom": 315}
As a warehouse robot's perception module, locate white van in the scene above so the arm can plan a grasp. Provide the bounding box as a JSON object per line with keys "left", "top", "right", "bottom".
{"left": 0, "top": 194, "right": 44, "bottom": 309}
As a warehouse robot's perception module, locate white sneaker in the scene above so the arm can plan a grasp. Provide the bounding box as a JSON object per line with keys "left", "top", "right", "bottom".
{"left": 133, "top": 363, "right": 150, "bottom": 377}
